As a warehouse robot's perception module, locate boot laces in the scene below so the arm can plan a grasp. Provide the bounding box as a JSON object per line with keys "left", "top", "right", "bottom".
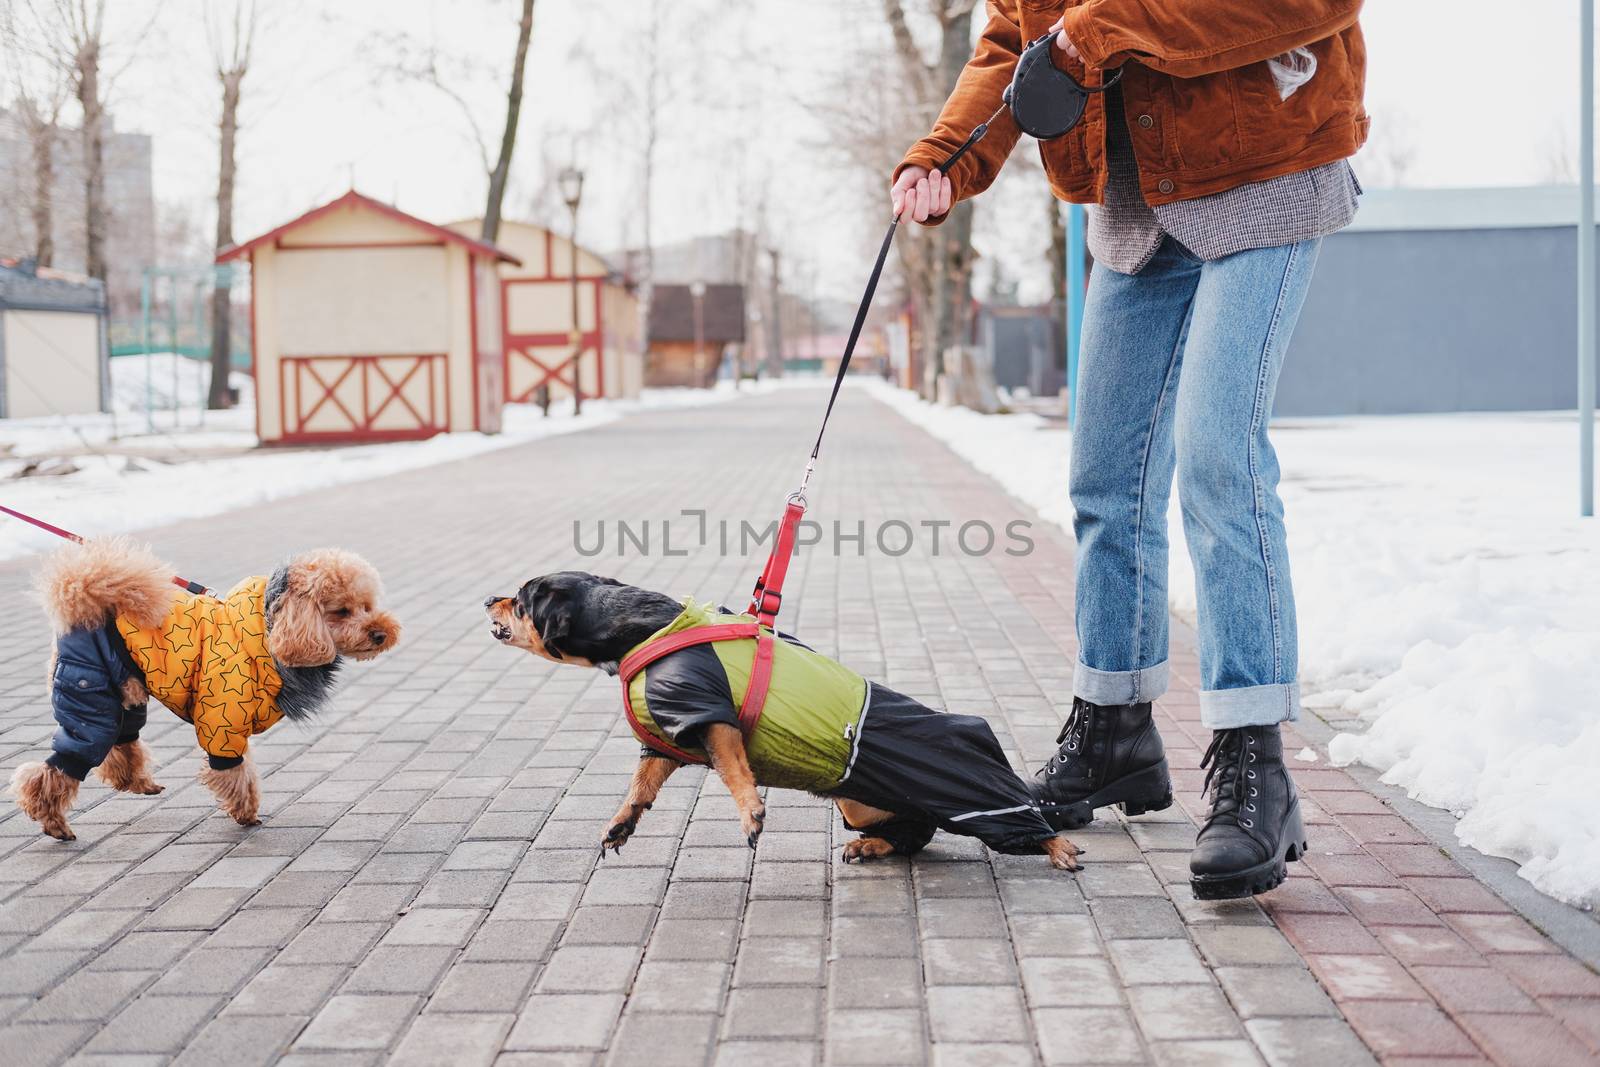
{"left": 1200, "top": 728, "right": 1260, "bottom": 830}
{"left": 1043, "top": 701, "right": 1090, "bottom": 776}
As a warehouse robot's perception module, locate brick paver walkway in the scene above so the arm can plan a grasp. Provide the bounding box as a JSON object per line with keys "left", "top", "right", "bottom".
{"left": 1, "top": 387, "right": 1596, "bottom": 1066}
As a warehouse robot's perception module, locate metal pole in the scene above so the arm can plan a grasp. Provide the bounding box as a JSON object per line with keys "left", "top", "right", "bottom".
{"left": 141, "top": 269, "right": 153, "bottom": 434}
{"left": 170, "top": 274, "right": 180, "bottom": 429}
{"left": 1583, "top": 0, "right": 1597, "bottom": 517}
{"left": 570, "top": 205, "right": 582, "bottom": 416}
{"left": 1066, "top": 205, "right": 1088, "bottom": 427}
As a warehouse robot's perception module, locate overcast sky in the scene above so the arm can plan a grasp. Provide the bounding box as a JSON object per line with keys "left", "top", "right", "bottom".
{"left": 43, "top": 0, "right": 1597, "bottom": 304}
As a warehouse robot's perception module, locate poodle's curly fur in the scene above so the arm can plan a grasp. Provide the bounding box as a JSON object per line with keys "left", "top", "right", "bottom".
{"left": 35, "top": 535, "right": 175, "bottom": 634}
{"left": 9, "top": 763, "right": 80, "bottom": 840}
{"left": 198, "top": 754, "right": 259, "bottom": 826}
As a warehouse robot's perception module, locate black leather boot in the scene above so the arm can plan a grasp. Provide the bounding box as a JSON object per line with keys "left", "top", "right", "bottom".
{"left": 1029, "top": 698, "right": 1173, "bottom": 830}
{"left": 1190, "top": 724, "right": 1308, "bottom": 900}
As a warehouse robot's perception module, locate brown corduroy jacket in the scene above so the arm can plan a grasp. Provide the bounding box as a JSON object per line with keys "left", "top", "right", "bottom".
{"left": 897, "top": 0, "right": 1368, "bottom": 220}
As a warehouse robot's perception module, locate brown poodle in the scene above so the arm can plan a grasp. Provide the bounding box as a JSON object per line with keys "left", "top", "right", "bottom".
{"left": 9, "top": 537, "right": 399, "bottom": 840}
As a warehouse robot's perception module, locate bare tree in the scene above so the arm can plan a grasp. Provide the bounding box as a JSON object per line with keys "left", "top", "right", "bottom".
{"left": 880, "top": 0, "right": 981, "bottom": 397}
{"left": 481, "top": 0, "right": 536, "bottom": 244}
{"left": 204, "top": 0, "right": 255, "bottom": 409}
{"left": 13, "top": 0, "right": 158, "bottom": 283}
{"left": 382, "top": 1, "right": 538, "bottom": 245}
{"left": 2, "top": 2, "right": 71, "bottom": 265}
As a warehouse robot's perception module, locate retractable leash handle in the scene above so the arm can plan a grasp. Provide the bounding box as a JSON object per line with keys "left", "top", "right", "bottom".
{"left": 747, "top": 37, "right": 1118, "bottom": 626}
{"left": 0, "top": 504, "right": 215, "bottom": 597}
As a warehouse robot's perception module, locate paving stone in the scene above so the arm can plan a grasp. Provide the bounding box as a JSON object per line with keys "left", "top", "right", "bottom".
{"left": 535, "top": 945, "right": 641, "bottom": 993}
{"left": 171, "top": 1012, "right": 307, "bottom": 1067}
{"left": 1149, "top": 1039, "right": 1265, "bottom": 1067}
{"left": 922, "top": 937, "right": 1018, "bottom": 985}
{"left": 925, "top": 985, "right": 1028, "bottom": 1044}
{"left": 830, "top": 914, "right": 919, "bottom": 958}
{"left": 206, "top": 906, "right": 315, "bottom": 948}
{"left": 389, "top": 1011, "right": 512, "bottom": 1067}
{"left": 381, "top": 907, "right": 483, "bottom": 947}
{"left": 1008, "top": 914, "right": 1101, "bottom": 958}
{"left": 646, "top": 918, "right": 740, "bottom": 961}
{"left": 18, "top": 969, "right": 153, "bottom": 1022}
{"left": 1034, "top": 1006, "right": 1144, "bottom": 1065}
{"left": 733, "top": 936, "right": 826, "bottom": 986}
{"left": 608, "top": 1011, "right": 718, "bottom": 1067}
{"left": 0, "top": 950, "right": 93, "bottom": 996}
{"left": 1129, "top": 983, "right": 1243, "bottom": 1041}
{"left": 0, "top": 1021, "right": 95, "bottom": 1067}
{"left": 425, "top": 961, "right": 539, "bottom": 1014}
{"left": 722, "top": 986, "right": 822, "bottom": 1039}
{"left": 1107, "top": 938, "right": 1211, "bottom": 985}
{"left": 1190, "top": 925, "right": 1302, "bottom": 968}
{"left": 341, "top": 945, "right": 457, "bottom": 994}
{"left": 628, "top": 961, "right": 731, "bottom": 1014}
{"left": 149, "top": 946, "right": 274, "bottom": 994}
{"left": 505, "top": 993, "right": 625, "bottom": 1050}
{"left": 559, "top": 904, "right": 656, "bottom": 946}
{"left": 825, "top": 1007, "right": 923, "bottom": 1065}
{"left": 1214, "top": 966, "right": 1338, "bottom": 1018}
{"left": 827, "top": 956, "right": 923, "bottom": 1010}
{"left": 930, "top": 1043, "right": 1038, "bottom": 1067}
{"left": 1020, "top": 955, "right": 1123, "bottom": 1007}
{"left": 296, "top": 994, "right": 420, "bottom": 1051}
{"left": 81, "top": 994, "right": 224, "bottom": 1053}
{"left": 226, "top": 963, "right": 348, "bottom": 1016}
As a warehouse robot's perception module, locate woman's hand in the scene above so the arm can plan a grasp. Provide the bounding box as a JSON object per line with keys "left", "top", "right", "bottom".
{"left": 890, "top": 166, "right": 953, "bottom": 223}
{"left": 1047, "top": 17, "right": 1082, "bottom": 62}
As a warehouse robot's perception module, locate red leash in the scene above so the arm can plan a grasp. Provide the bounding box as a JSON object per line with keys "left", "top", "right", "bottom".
{"left": 0, "top": 504, "right": 214, "bottom": 596}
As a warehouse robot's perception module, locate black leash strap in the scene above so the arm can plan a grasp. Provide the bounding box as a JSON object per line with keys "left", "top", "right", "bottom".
{"left": 799, "top": 103, "right": 1007, "bottom": 494}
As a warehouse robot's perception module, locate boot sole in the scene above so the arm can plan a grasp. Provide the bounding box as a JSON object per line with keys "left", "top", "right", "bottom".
{"left": 1037, "top": 763, "right": 1173, "bottom": 831}
{"left": 1190, "top": 801, "right": 1308, "bottom": 901}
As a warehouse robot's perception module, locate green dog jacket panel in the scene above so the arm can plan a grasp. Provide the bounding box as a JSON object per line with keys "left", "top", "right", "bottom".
{"left": 626, "top": 600, "right": 867, "bottom": 791}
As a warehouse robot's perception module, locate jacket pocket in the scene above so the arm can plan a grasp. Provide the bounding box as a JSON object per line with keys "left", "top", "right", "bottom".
{"left": 1166, "top": 70, "right": 1241, "bottom": 170}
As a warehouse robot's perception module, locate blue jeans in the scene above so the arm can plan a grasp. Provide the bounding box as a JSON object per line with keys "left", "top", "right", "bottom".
{"left": 1070, "top": 235, "right": 1320, "bottom": 729}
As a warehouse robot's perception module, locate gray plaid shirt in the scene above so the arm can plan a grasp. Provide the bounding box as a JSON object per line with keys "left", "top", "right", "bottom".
{"left": 1088, "top": 87, "right": 1360, "bottom": 275}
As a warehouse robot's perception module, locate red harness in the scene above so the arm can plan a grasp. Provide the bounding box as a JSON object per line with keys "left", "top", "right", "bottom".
{"left": 618, "top": 497, "right": 806, "bottom": 764}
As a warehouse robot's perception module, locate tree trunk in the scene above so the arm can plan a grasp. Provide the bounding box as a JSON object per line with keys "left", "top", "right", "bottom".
{"left": 23, "top": 103, "right": 56, "bottom": 268}
{"left": 929, "top": 6, "right": 977, "bottom": 389}
{"left": 77, "top": 42, "right": 107, "bottom": 282}
{"left": 481, "top": 0, "right": 536, "bottom": 245}
{"left": 209, "top": 71, "right": 243, "bottom": 409}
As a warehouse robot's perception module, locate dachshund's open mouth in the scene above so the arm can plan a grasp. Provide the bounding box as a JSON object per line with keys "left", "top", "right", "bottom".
{"left": 490, "top": 622, "right": 512, "bottom": 642}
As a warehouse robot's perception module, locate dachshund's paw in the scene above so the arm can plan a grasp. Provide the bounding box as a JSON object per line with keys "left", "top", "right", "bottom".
{"left": 842, "top": 837, "right": 896, "bottom": 863}
{"left": 1044, "top": 835, "right": 1084, "bottom": 872}
{"left": 741, "top": 805, "right": 765, "bottom": 850}
{"left": 131, "top": 780, "right": 164, "bottom": 796}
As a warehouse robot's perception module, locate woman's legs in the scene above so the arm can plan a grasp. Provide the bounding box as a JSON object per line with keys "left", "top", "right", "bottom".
{"left": 1174, "top": 238, "right": 1321, "bottom": 725}
{"left": 1070, "top": 240, "right": 1202, "bottom": 701}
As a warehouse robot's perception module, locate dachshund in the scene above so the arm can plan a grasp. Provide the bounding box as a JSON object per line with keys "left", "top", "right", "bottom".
{"left": 486, "top": 571, "right": 1083, "bottom": 871}
{"left": 9, "top": 536, "right": 400, "bottom": 840}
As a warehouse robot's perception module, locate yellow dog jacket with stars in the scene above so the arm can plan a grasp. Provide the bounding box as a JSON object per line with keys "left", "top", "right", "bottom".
{"left": 116, "top": 577, "right": 285, "bottom": 759}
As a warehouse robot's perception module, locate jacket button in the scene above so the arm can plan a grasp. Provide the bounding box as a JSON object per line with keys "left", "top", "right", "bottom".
{"left": 77, "top": 678, "right": 90, "bottom": 688}
{"left": 1137, "top": 114, "right": 1154, "bottom": 129}
{"left": 1158, "top": 179, "right": 1175, "bottom": 194}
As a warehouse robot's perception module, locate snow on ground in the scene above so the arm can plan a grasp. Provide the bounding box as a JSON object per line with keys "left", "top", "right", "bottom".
{"left": 0, "top": 354, "right": 780, "bottom": 563}
{"left": 870, "top": 379, "right": 1600, "bottom": 908}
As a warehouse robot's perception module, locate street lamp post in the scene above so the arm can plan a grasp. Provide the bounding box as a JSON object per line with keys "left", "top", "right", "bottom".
{"left": 690, "top": 280, "right": 707, "bottom": 388}
{"left": 559, "top": 165, "right": 586, "bottom": 416}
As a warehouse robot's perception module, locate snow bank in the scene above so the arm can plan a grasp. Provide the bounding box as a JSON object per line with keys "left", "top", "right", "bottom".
{"left": 870, "top": 380, "right": 1600, "bottom": 907}
{"left": 0, "top": 365, "right": 773, "bottom": 563}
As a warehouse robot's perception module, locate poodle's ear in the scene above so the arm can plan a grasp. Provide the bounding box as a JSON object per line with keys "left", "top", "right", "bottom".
{"left": 268, "top": 572, "right": 336, "bottom": 668}
{"left": 518, "top": 577, "right": 572, "bottom": 658}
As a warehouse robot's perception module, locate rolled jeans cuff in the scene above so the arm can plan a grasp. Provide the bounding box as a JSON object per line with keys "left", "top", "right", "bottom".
{"left": 1200, "top": 682, "right": 1300, "bottom": 729}
{"left": 1074, "top": 660, "right": 1170, "bottom": 705}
